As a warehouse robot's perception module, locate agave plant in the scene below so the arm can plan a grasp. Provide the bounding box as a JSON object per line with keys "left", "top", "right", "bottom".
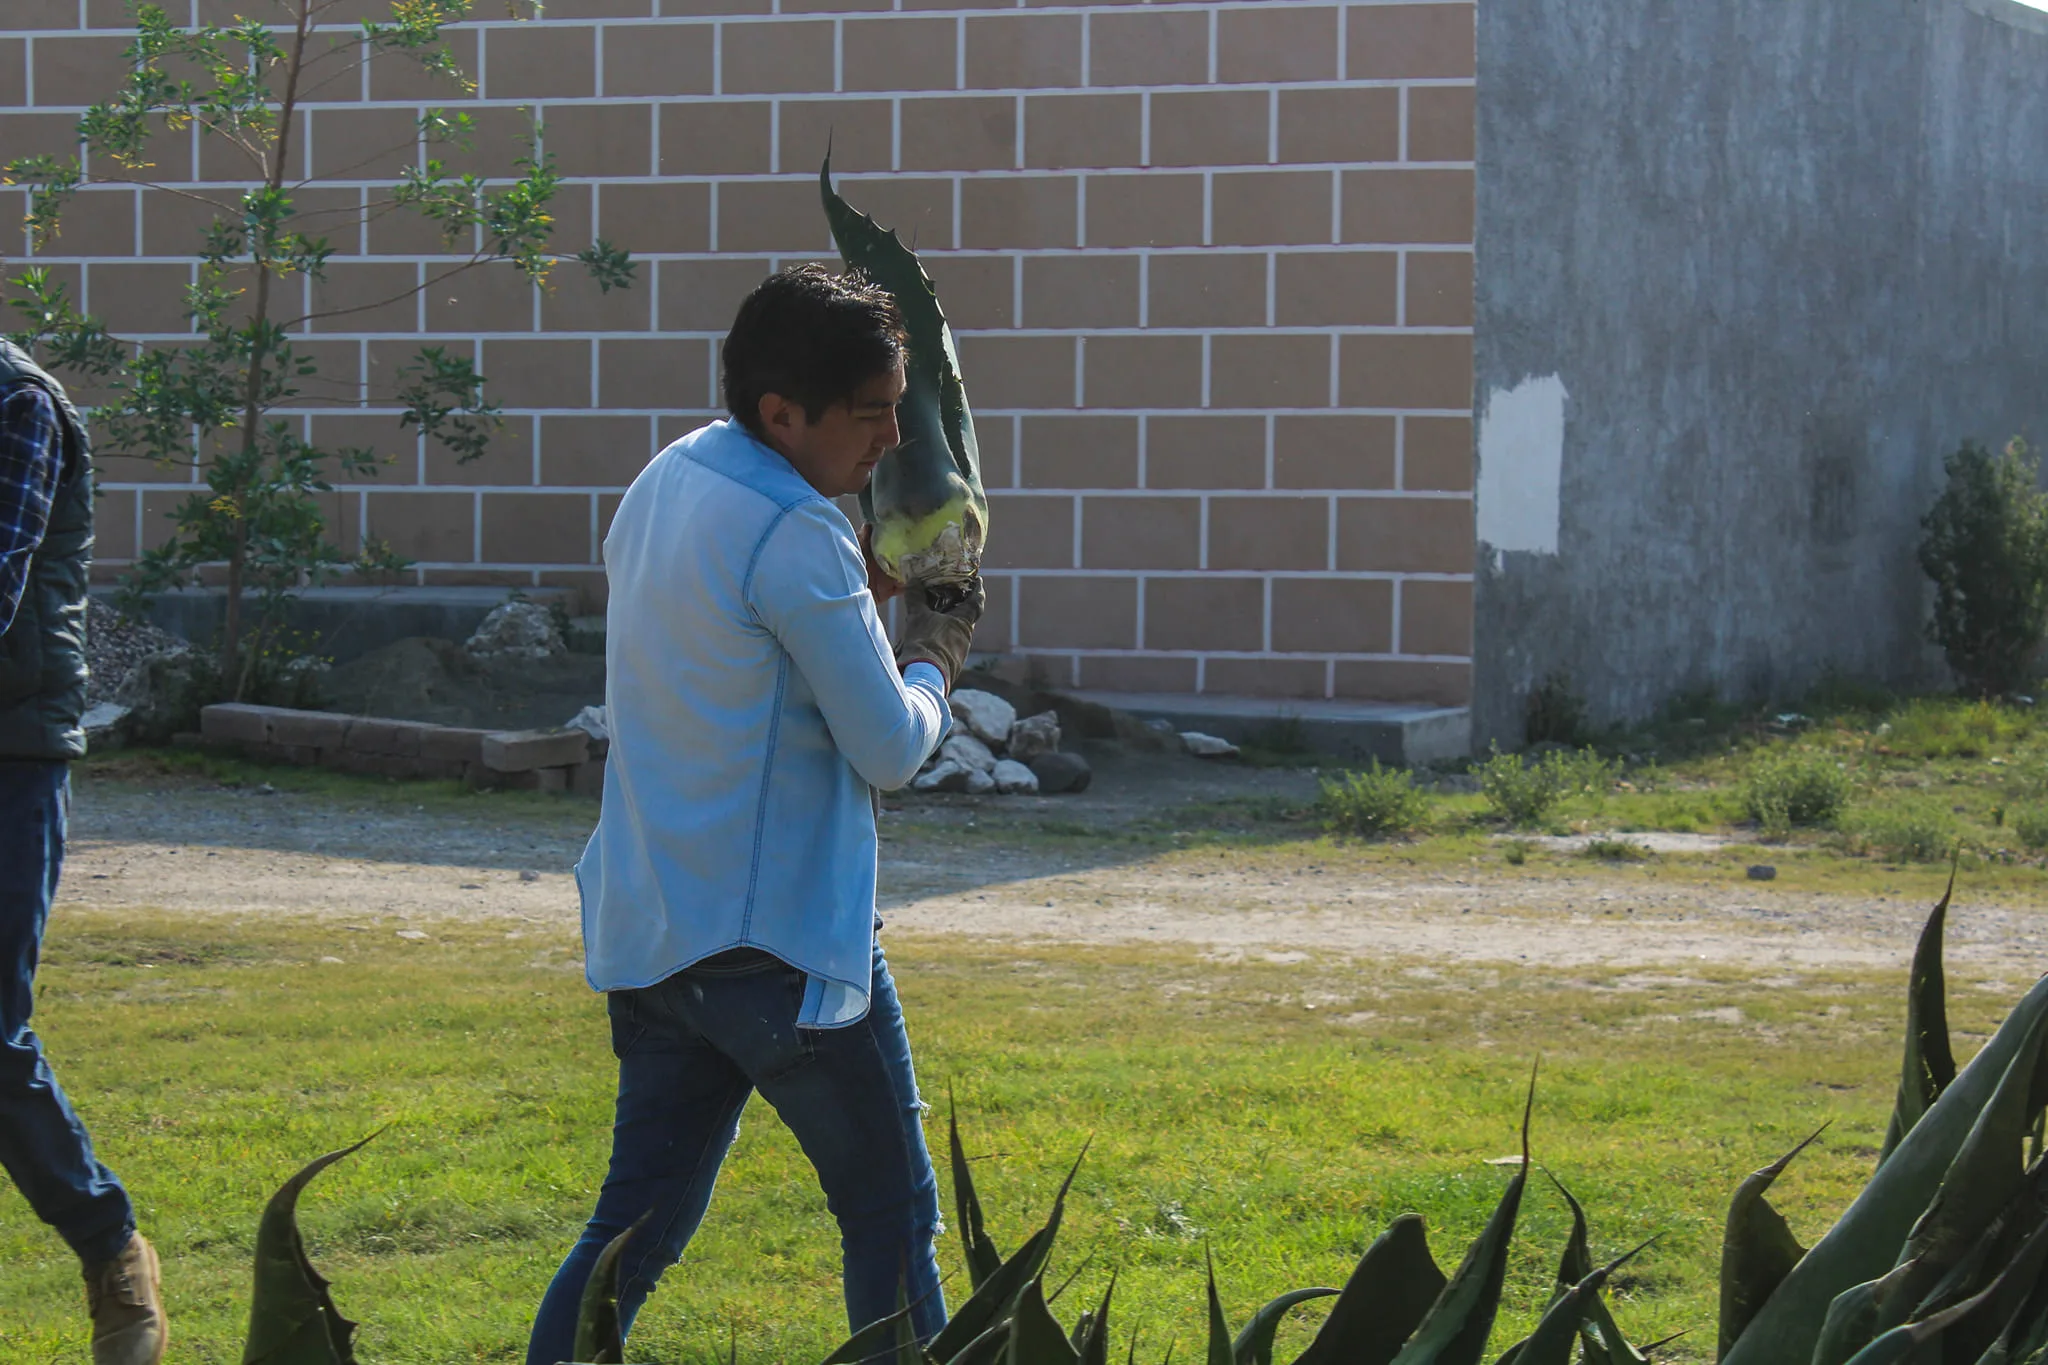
{"left": 1718, "top": 867, "right": 2048, "bottom": 1364}
{"left": 820, "top": 158, "right": 990, "bottom": 593}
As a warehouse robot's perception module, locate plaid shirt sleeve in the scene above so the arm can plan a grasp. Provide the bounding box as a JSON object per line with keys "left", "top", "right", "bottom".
{"left": 0, "top": 380, "right": 63, "bottom": 636}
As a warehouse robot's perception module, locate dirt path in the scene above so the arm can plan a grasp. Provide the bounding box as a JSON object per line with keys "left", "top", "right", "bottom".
{"left": 63, "top": 767, "right": 2048, "bottom": 976}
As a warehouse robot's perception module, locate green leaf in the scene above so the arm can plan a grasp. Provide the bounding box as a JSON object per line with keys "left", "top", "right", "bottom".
{"left": 1292, "top": 1214, "right": 1447, "bottom": 1365}
{"left": 1723, "top": 957, "right": 2048, "bottom": 1362}
{"left": 1205, "top": 1249, "right": 1233, "bottom": 1365}
{"left": 1230, "top": 1288, "right": 1338, "bottom": 1365}
{"left": 1545, "top": 1173, "right": 1658, "bottom": 1365}
{"left": 950, "top": 1092, "right": 1004, "bottom": 1292}
{"left": 1075, "top": 1273, "right": 1116, "bottom": 1365}
{"left": 1007, "top": 1277, "right": 1082, "bottom": 1365}
{"left": 820, "top": 1296, "right": 930, "bottom": 1365}
{"left": 242, "top": 1131, "right": 379, "bottom": 1365}
{"left": 1496, "top": 1242, "right": 1652, "bottom": 1365}
{"left": 820, "top": 155, "right": 989, "bottom": 587}
{"left": 1879, "top": 864, "right": 1959, "bottom": 1166}
{"left": 1386, "top": 1065, "right": 1538, "bottom": 1365}
{"left": 1717, "top": 1126, "right": 1825, "bottom": 1357}
{"left": 572, "top": 1213, "right": 649, "bottom": 1365}
{"left": 927, "top": 1144, "right": 1089, "bottom": 1364}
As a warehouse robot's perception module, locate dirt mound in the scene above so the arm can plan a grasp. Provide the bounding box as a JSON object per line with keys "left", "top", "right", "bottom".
{"left": 318, "top": 636, "right": 603, "bottom": 732}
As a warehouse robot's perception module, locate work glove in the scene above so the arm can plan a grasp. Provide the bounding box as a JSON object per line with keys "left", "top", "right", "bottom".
{"left": 895, "top": 574, "right": 985, "bottom": 691}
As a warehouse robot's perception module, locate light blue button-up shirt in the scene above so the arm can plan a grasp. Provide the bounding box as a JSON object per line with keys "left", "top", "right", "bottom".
{"left": 576, "top": 419, "right": 951, "bottom": 1027}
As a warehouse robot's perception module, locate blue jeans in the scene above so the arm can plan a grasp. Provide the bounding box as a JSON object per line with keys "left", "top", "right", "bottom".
{"left": 526, "top": 938, "right": 945, "bottom": 1365}
{"left": 0, "top": 760, "right": 134, "bottom": 1266}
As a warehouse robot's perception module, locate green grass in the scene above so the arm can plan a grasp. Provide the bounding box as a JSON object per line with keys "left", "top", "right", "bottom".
{"left": 0, "top": 908, "right": 2005, "bottom": 1364}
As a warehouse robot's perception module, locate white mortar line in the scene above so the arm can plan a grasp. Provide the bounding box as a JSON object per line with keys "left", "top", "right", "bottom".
{"left": 1071, "top": 495, "right": 1082, "bottom": 569}
{"left": 771, "top": 100, "right": 782, "bottom": 174}
{"left": 1326, "top": 496, "right": 1338, "bottom": 570}
{"left": 1264, "top": 412, "right": 1275, "bottom": 489}
{"left": 1136, "top": 412, "right": 1149, "bottom": 488}
{"left": 833, "top": 18, "right": 843, "bottom": 93}
{"left": 1079, "top": 11, "right": 1090, "bottom": 86}
{"left": 1262, "top": 577, "right": 1272, "bottom": 652}
{"left": 955, "top": 15, "right": 965, "bottom": 90}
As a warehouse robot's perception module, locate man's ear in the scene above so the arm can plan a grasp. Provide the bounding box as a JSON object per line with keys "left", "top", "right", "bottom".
{"left": 757, "top": 392, "right": 792, "bottom": 437}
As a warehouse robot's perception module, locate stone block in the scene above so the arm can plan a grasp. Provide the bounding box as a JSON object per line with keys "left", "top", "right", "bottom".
{"left": 345, "top": 718, "right": 424, "bottom": 756}
{"left": 269, "top": 710, "right": 349, "bottom": 750}
{"left": 532, "top": 766, "right": 569, "bottom": 794}
{"left": 570, "top": 757, "right": 606, "bottom": 799}
{"left": 481, "top": 728, "right": 589, "bottom": 773}
{"left": 417, "top": 757, "right": 469, "bottom": 782}
{"left": 200, "top": 702, "right": 273, "bottom": 745}
{"left": 419, "top": 725, "right": 489, "bottom": 765}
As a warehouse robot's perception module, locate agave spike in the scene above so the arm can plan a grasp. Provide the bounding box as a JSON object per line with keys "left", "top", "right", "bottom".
{"left": 1075, "top": 1272, "right": 1117, "bottom": 1365}
{"left": 1723, "top": 909, "right": 2048, "bottom": 1364}
{"left": 1007, "top": 1277, "right": 1082, "bottom": 1365}
{"left": 820, "top": 156, "right": 989, "bottom": 591}
{"left": 1204, "top": 1247, "right": 1234, "bottom": 1365}
{"left": 1291, "top": 1214, "right": 1446, "bottom": 1365}
{"left": 1879, "top": 860, "right": 1959, "bottom": 1166}
{"left": 1385, "top": 1062, "right": 1539, "bottom": 1365}
{"left": 1499, "top": 1241, "right": 1655, "bottom": 1365}
{"left": 573, "top": 1212, "right": 651, "bottom": 1365}
{"left": 949, "top": 1088, "right": 1004, "bottom": 1292}
{"left": 243, "top": 1129, "right": 382, "bottom": 1365}
{"left": 1717, "top": 1126, "right": 1827, "bottom": 1357}
{"left": 927, "top": 1141, "right": 1091, "bottom": 1363}
{"left": 1546, "top": 1171, "right": 1660, "bottom": 1365}
{"left": 1229, "top": 1288, "right": 1338, "bottom": 1365}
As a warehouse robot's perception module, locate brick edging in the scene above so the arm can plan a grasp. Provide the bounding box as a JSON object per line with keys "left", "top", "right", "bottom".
{"left": 199, "top": 703, "right": 605, "bottom": 796}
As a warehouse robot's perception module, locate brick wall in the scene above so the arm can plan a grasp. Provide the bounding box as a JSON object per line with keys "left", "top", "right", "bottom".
{"left": 1, "top": 0, "right": 1475, "bottom": 705}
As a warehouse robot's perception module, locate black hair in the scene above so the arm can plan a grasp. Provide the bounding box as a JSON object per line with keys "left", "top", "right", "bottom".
{"left": 722, "top": 263, "right": 907, "bottom": 438}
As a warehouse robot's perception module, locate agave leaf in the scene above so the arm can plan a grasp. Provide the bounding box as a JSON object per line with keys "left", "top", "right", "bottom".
{"left": 1717, "top": 1126, "right": 1826, "bottom": 1357}
{"left": 822, "top": 1297, "right": 928, "bottom": 1365}
{"left": 943, "top": 1323, "right": 1016, "bottom": 1365}
{"left": 1837, "top": 1253, "right": 2031, "bottom": 1365}
{"left": 1810, "top": 1279, "right": 1884, "bottom": 1365}
{"left": 928, "top": 1144, "right": 1089, "bottom": 1363}
{"left": 1866, "top": 1001, "right": 2048, "bottom": 1331}
{"left": 1007, "top": 1277, "right": 1083, "bottom": 1365}
{"left": 1879, "top": 865, "right": 1959, "bottom": 1166}
{"left": 1205, "top": 1248, "right": 1234, "bottom": 1365}
{"left": 1075, "top": 1272, "right": 1117, "bottom": 1365}
{"left": 820, "top": 156, "right": 988, "bottom": 587}
{"left": 1722, "top": 937, "right": 2048, "bottom": 1363}
{"left": 1546, "top": 1172, "right": 1656, "bottom": 1365}
{"left": 1386, "top": 1066, "right": 1539, "bottom": 1365}
{"left": 573, "top": 1212, "right": 651, "bottom": 1365}
{"left": 950, "top": 1092, "right": 1004, "bottom": 1292}
{"left": 244, "top": 1131, "right": 384, "bottom": 1365}
{"left": 1292, "top": 1214, "right": 1447, "bottom": 1365}
{"left": 1229, "top": 1289, "right": 1339, "bottom": 1365}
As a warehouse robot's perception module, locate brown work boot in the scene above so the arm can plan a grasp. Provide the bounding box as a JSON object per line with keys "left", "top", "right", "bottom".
{"left": 83, "top": 1233, "right": 167, "bottom": 1365}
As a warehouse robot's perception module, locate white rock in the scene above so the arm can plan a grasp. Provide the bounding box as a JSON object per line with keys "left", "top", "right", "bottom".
{"left": 949, "top": 689, "right": 1017, "bottom": 748}
{"left": 991, "top": 759, "right": 1040, "bottom": 795}
{"left": 567, "top": 704, "right": 610, "bottom": 743}
{"left": 1007, "top": 710, "right": 1061, "bottom": 763}
{"left": 465, "top": 600, "right": 564, "bottom": 660}
{"left": 1180, "top": 731, "right": 1241, "bottom": 759}
{"left": 940, "top": 733, "right": 999, "bottom": 773}
{"left": 963, "top": 765, "right": 996, "bottom": 795}
{"left": 912, "top": 759, "right": 976, "bottom": 793}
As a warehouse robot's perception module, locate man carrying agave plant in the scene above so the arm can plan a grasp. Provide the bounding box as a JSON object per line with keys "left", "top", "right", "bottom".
{"left": 0, "top": 343, "right": 168, "bottom": 1363}
{"left": 525, "top": 260, "right": 984, "bottom": 1363}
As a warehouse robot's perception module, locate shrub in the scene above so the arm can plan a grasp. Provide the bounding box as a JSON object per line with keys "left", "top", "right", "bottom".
{"left": 1477, "top": 745, "right": 1614, "bottom": 828}
{"left": 2012, "top": 806, "right": 2048, "bottom": 851}
{"left": 1318, "top": 762, "right": 1432, "bottom": 838}
{"left": 1918, "top": 437, "right": 2048, "bottom": 697}
{"left": 1743, "top": 749, "right": 1854, "bottom": 832}
{"left": 1849, "top": 802, "right": 1958, "bottom": 863}
{"left": 1582, "top": 837, "right": 1649, "bottom": 862}
{"left": 1880, "top": 697, "right": 2031, "bottom": 760}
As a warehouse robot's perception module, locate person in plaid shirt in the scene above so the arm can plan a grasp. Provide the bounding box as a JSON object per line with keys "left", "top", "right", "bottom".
{"left": 0, "top": 339, "right": 168, "bottom": 1365}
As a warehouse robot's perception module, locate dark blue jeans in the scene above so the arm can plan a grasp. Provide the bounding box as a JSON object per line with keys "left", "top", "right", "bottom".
{"left": 526, "top": 938, "right": 945, "bottom": 1365}
{"left": 0, "top": 760, "right": 134, "bottom": 1266}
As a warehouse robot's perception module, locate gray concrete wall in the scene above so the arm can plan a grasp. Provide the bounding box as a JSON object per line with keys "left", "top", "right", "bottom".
{"left": 1473, "top": 0, "right": 2048, "bottom": 745}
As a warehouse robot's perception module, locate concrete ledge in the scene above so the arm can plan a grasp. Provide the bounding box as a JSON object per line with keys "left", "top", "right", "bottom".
{"left": 197, "top": 703, "right": 599, "bottom": 794}
{"left": 1059, "top": 691, "right": 1472, "bottom": 766}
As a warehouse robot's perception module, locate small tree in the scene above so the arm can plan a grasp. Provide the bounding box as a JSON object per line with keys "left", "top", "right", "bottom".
{"left": 2, "top": 0, "right": 632, "bottom": 699}
{"left": 1918, "top": 438, "right": 2048, "bottom": 698}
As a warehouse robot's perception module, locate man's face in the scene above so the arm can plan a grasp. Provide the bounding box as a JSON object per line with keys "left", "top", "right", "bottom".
{"left": 759, "top": 361, "right": 906, "bottom": 499}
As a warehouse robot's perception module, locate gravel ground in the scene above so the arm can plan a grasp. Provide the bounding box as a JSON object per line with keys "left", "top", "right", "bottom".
{"left": 56, "top": 757, "right": 2048, "bottom": 978}
{"left": 84, "top": 599, "right": 189, "bottom": 705}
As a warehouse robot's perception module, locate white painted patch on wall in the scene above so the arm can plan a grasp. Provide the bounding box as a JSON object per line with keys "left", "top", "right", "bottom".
{"left": 1476, "top": 374, "right": 1568, "bottom": 569}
